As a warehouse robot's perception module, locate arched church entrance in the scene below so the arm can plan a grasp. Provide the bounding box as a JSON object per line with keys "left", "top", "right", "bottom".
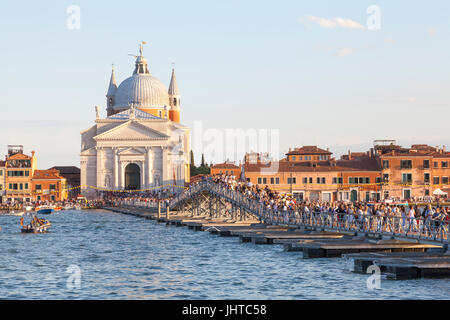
{"left": 125, "top": 163, "right": 140, "bottom": 190}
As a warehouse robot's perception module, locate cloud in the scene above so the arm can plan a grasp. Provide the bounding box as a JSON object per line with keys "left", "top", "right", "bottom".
{"left": 384, "top": 37, "right": 395, "bottom": 44}
{"left": 335, "top": 47, "right": 357, "bottom": 57}
{"left": 305, "top": 16, "right": 366, "bottom": 30}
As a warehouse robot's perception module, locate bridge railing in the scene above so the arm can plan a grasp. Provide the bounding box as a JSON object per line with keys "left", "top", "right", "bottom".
{"left": 169, "top": 179, "right": 449, "bottom": 244}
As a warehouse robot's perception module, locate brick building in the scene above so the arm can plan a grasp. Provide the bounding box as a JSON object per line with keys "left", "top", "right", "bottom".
{"left": 4, "top": 145, "right": 37, "bottom": 203}
{"left": 210, "top": 162, "right": 241, "bottom": 177}
{"left": 379, "top": 144, "right": 450, "bottom": 201}
{"left": 243, "top": 146, "right": 382, "bottom": 202}
{"left": 32, "top": 169, "right": 67, "bottom": 202}
{"left": 239, "top": 143, "right": 450, "bottom": 202}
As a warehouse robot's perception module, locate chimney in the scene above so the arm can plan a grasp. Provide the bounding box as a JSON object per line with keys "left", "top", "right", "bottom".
{"left": 348, "top": 150, "right": 352, "bottom": 160}
{"left": 443, "top": 145, "right": 446, "bottom": 153}
{"left": 31, "top": 151, "right": 35, "bottom": 157}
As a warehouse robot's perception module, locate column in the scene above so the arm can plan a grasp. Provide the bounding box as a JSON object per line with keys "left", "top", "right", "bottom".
{"left": 113, "top": 148, "right": 118, "bottom": 189}
{"left": 141, "top": 161, "right": 145, "bottom": 190}
{"left": 96, "top": 147, "right": 102, "bottom": 188}
{"left": 147, "top": 147, "right": 153, "bottom": 186}
{"left": 161, "top": 146, "right": 168, "bottom": 185}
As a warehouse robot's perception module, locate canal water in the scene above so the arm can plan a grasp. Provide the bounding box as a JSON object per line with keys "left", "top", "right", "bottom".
{"left": 0, "top": 209, "right": 448, "bottom": 299}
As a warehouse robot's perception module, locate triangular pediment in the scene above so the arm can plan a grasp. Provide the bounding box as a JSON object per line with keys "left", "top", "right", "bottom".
{"left": 93, "top": 120, "right": 169, "bottom": 141}
{"left": 117, "top": 147, "right": 146, "bottom": 155}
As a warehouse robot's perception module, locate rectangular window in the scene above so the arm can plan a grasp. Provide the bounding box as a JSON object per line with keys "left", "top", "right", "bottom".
{"left": 303, "top": 177, "right": 308, "bottom": 184}
{"left": 9, "top": 183, "right": 12, "bottom": 189}
{"left": 25, "top": 170, "right": 29, "bottom": 177}
{"left": 434, "top": 161, "right": 439, "bottom": 168}
{"left": 24, "top": 183, "right": 28, "bottom": 190}
{"left": 316, "top": 177, "right": 321, "bottom": 184}
{"left": 257, "top": 177, "right": 262, "bottom": 184}
{"left": 402, "top": 173, "right": 412, "bottom": 184}
{"left": 348, "top": 177, "right": 354, "bottom": 184}
{"left": 382, "top": 160, "right": 389, "bottom": 169}
{"left": 321, "top": 177, "right": 325, "bottom": 184}
{"left": 442, "top": 177, "right": 449, "bottom": 184}
{"left": 270, "top": 177, "right": 274, "bottom": 184}
{"left": 309, "top": 177, "right": 312, "bottom": 184}
{"left": 442, "top": 161, "right": 448, "bottom": 168}
{"left": 292, "top": 156, "right": 296, "bottom": 161}
{"left": 298, "top": 156, "right": 302, "bottom": 160}
{"left": 383, "top": 174, "right": 389, "bottom": 182}
{"left": 332, "top": 177, "right": 337, "bottom": 184}
{"left": 13, "top": 183, "right": 18, "bottom": 190}
{"left": 19, "top": 183, "right": 23, "bottom": 190}
{"left": 433, "top": 176, "right": 440, "bottom": 185}
{"left": 37, "top": 196, "right": 41, "bottom": 201}
{"left": 338, "top": 177, "right": 342, "bottom": 184}
{"left": 400, "top": 160, "right": 412, "bottom": 169}
{"left": 36, "top": 184, "right": 42, "bottom": 190}
{"left": 365, "top": 177, "right": 370, "bottom": 184}
{"left": 358, "top": 177, "right": 365, "bottom": 184}
{"left": 424, "top": 173, "right": 430, "bottom": 183}
{"left": 262, "top": 178, "right": 267, "bottom": 184}
{"left": 425, "top": 189, "right": 430, "bottom": 196}
{"left": 275, "top": 177, "right": 279, "bottom": 184}
{"left": 375, "top": 177, "right": 382, "bottom": 184}
{"left": 423, "top": 160, "right": 430, "bottom": 169}
{"left": 0, "top": 170, "right": 2, "bottom": 176}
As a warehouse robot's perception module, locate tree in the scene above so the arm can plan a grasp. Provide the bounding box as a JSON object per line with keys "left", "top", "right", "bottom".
{"left": 201, "top": 154, "right": 206, "bottom": 168}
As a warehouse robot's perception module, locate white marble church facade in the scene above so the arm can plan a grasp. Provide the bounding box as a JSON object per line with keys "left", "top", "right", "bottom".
{"left": 80, "top": 44, "right": 190, "bottom": 197}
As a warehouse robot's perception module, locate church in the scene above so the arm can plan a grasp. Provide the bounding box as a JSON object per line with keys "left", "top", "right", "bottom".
{"left": 80, "top": 43, "right": 190, "bottom": 197}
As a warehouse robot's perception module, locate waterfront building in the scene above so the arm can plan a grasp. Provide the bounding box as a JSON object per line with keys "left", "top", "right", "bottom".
{"left": 49, "top": 166, "right": 80, "bottom": 199}
{"left": 210, "top": 161, "right": 241, "bottom": 177}
{"left": 4, "top": 145, "right": 36, "bottom": 203}
{"left": 379, "top": 144, "right": 450, "bottom": 200}
{"left": 240, "top": 142, "right": 450, "bottom": 202}
{"left": 80, "top": 44, "right": 190, "bottom": 197}
{"left": 0, "top": 160, "right": 5, "bottom": 203}
{"left": 31, "top": 169, "right": 67, "bottom": 202}
{"left": 243, "top": 146, "right": 381, "bottom": 202}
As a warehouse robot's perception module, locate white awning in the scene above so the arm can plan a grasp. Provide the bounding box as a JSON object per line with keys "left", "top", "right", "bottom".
{"left": 433, "top": 188, "right": 448, "bottom": 195}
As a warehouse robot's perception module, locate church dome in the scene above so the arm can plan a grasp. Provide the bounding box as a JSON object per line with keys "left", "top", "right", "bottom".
{"left": 114, "top": 74, "right": 169, "bottom": 109}
{"left": 111, "top": 44, "right": 169, "bottom": 111}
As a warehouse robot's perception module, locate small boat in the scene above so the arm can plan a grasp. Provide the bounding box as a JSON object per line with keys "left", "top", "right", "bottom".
{"left": 20, "top": 215, "right": 51, "bottom": 233}
{"left": 24, "top": 206, "right": 34, "bottom": 212}
{"left": 37, "top": 206, "right": 54, "bottom": 215}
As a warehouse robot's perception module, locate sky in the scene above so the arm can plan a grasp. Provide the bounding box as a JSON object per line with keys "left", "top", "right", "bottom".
{"left": 0, "top": 0, "right": 449, "bottom": 168}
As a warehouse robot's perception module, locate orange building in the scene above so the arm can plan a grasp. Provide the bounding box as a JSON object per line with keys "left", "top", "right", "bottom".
{"left": 32, "top": 169, "right": 67, "bottom": 202}
{"left": 210, "top": 162, "right": 241, "bottom": 177}
{"left": 4, "top": 146, "right": 37, "bottom": 203}
{"left": 379, "top": 144, "right": 450, "bottom": 200}
{"left": 243, "top": 146, "right": 382, "bottom": 202}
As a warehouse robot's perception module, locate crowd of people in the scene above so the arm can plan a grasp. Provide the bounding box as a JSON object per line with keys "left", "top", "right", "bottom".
{"left": 102, "top": 188, "right": 178, "bottom": 207}
{"left": 204, "top": 173, "right": 450, "bottom": 235}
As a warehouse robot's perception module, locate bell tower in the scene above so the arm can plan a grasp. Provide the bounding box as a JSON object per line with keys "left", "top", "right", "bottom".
{"left": 106, "top": 65, "right": 117, "bottom": 116}
{"left": 168, "top": 67, "right": 180, "bottom": 123}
